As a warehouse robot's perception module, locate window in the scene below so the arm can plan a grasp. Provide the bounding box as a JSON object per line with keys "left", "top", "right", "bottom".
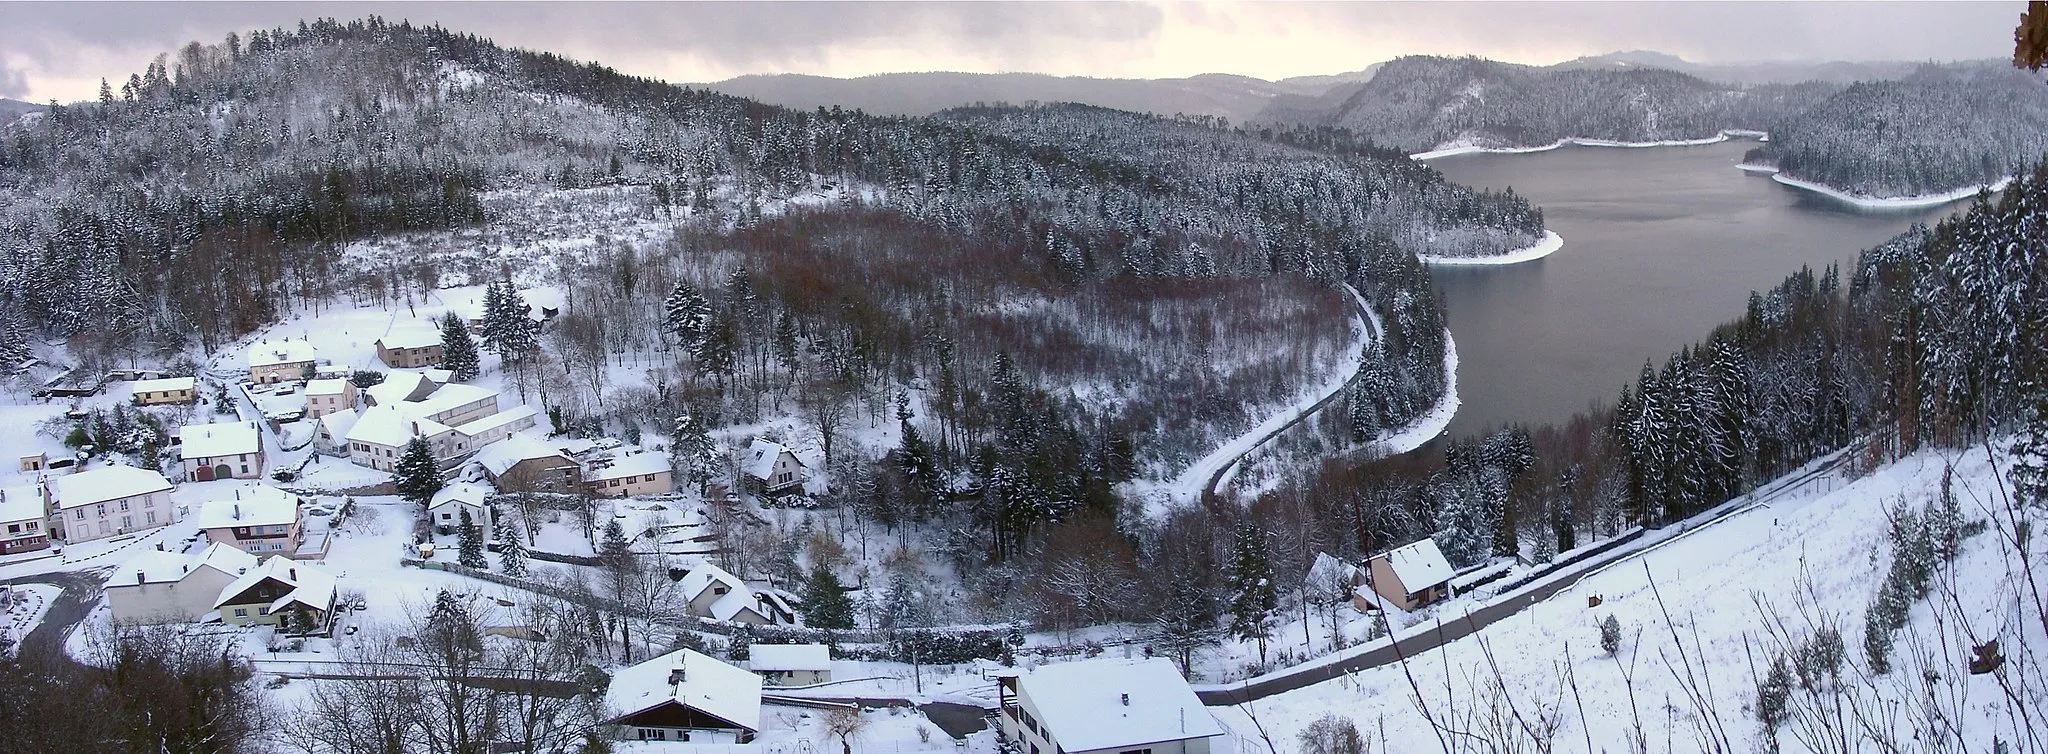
{"left": 1119, "top": 749, "right": 1154, "bottom": 754}
{"left": 120, "top": 500, "right": 130, "bottom": 511}
{"left": 644, "top": 474, "right": 656, "bottom": 482}
{"left": 441, "top": 513, "right": 452, "bottom": 521}
{"left": 240, "top": 465, "right": 249, "bottom": 474}
{"left": 144, "top": 512, "right": 155, "bottom": 525}
{"left": 26, "top": 521, "right": 37, "bottom": 531}
{"left": 636, "top": 729, "right": 667, "bottom": 741}
{"left": 234, "top": 609, "right": 248, "bottom": 617}
{"left": 120, "top": 516, "right": 132, "bottom": 529}
{"left": 610, "top": 480, "right": 621, "bottom": 487}
{"left": 5, "top": 524, "right": 17, "bottom": 534}
{"left": 74, "top": 510, "right": 84, "bottom": 520}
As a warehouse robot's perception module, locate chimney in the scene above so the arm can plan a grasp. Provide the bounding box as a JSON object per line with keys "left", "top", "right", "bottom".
{"left": 135, "top": 571, "right": 145, "bottom": 585}
{"left": 288, "top": 567, "right": 297, "bottom": 581}
{"left": 1121, "top": 693, "right": 1130, "bottom": 706}
{"left": 668, "top": 667, "right": 687, "bottom": 686}
{"left": 233, "top": 503, "right": 240, "bottom": 520}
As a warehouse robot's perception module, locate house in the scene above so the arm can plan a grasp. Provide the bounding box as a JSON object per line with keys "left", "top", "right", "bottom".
{"left": 742, "top": 440, "right": 804, "bottom": 494}
{"left": 315, "top": 408, "right": 362, "bottom": 456}
{"left": 179, "top": 421, "right": 264, "bottom": 482}
{"left": 248, "top": 340, "right": 319, "bottom": 384}
{"left": 343, "top": 377, "right": 535, "bottom": 471}
{"left": 998, "top": 657, "right": 1224, "bottom": 754}
{"left": 132, "top": 376, "right": 197, "bottom": 406}
{"left": 676, "top": 562, "right": 776, "bottom": 625}
{"left": 748, "top": 644, "right": 831, "bottom": 686}
{"left": 196, "top": 485, "right": 304, "bottom": 557}
{"left": 428, "top": 482, "right": 493, "bottom": 536}
{"left": 47, "top": 465, "right": 175, "bottom": 543}
{"left": 0, "top": 485, "right": 51, "bottom": 555}
{"left": 584, "top": 451, "right": 674, "bottom": 498}
{"left": 363, "top": 373, "right": 500, "bottom": 426}
{"left": 1365, "top": 537, "right": 1455, "bottom": 612}
{"left": 469, "top": 434, "right": 581, "bottom": 493}
{"left": 19, "top": 452, "right": 46, "bottom": 473}
{"left": 104, "top": 543, "right": 258, "bottom": 623}
{"left": 303, "top": 378, "right": 357, "bottom": 419}
{"left": 212, "top": 556, "right": 337, "bottom": 631}
{"left": 375, "top": 328, "right": 445, "bottom": 369}
{"left": 602, "top": 648, "right": 760, "bottom": 744}
{"left": 1305, "top": 552, "right": 1376, "bottom": 614}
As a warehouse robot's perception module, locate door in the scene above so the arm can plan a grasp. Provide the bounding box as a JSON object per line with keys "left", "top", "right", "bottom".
{"left": 215, "top": 464, "right": 234, "bottom": 479}
{"left": 195, "top": 465, "right": 215, "bottom": 482}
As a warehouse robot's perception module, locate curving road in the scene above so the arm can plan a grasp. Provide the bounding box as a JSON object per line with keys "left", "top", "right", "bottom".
{"left": 2, "top": 570, "right": 103, "bottom": 659}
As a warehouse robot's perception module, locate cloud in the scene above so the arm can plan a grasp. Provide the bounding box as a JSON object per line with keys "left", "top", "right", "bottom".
{"left": 0, "top": 63, "right": 28, "bottom": 100}
{"left": 0, "top": 1, "right": 2023, "bottom": 101}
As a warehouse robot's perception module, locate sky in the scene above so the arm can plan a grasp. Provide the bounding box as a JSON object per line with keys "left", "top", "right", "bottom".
{"left": 0, "top": 1, "right": 2024, "bottom": 103}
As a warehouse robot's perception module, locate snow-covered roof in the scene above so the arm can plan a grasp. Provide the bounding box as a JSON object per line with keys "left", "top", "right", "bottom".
{"left": 195, "top": 486, "right": 300, "bottom": 530}
{"left": 212, "top": 556, "right": 336, "bottom": 615}
{"left": 345, "top": 405, "right": 452, "bottom": 448}
{"left": 133, "top": 377, "right": 196, "bottom": 393}
{"left": 1379, "top": 538, "right": 1454, "bottom": 591}
{"left": 405, "top": 382, "right": 496, "bottom": 418}
{"left": 180, "top": 421, "right": 260, "bottom": 460}
{"left": 364, "top": 372, "right": 440, "bottom": 407}
{"left": 377, "top": 327, "right": 442, "bottom": 350}
{"left": 52, "top": 466, "right": 172, "bottom": 508}
{"left": 677, "top": 562, "right": 750, "bottom": 605}
{"left": 1015, "top": 657, "right": 1224, "bottom": 750}
{"left": 0, "top": 485, "right": 42, "bottom": 523}
{"left": 1307, "top": 552, "right": 1361, "bottom": 589}
{"left": 305, "top": 378, "right": 350, "bottom": 396}
{"left": 112, "top": 542, "right": 258, "bottom": 586}
{"left": 709, "top": 590, "right": 768, "bottom": 623}
{"left": 429, "top": 482, "right": 491, "bottom": 511}
{"left": 470, "top": 433, "right": 572, "bottom": 476}
{"left": 248, "top": 340, "right": 318, "bottom": 368}
{"left": 749, "top": 644, "right": 830, "bottom": 672}
{"left": 603, "top": 648, "right": 761, "bottom": 733}
{"left": 422, "top": 368, "right": 454, "bottom": 383}
{"left": 742, "top": 439, "right": 799, "bottom": 481}
{"left": 319, "top": 407, "right": 361, "bottom": 440}
{"left": 584, "top": 450, "right": 670, "bottom": 481}
{"left": 450, "top": 405, "right": 536, "bottom": 437}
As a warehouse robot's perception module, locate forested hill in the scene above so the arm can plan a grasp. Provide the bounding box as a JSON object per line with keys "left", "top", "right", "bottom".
{"left": 0, "top": 17, "right": 1542, "bottom": 361}
{"left": 1292, "top": 55, "right": 1828, "bottom": 153}
{"left": 1745, "top": 63, "right": 2048, "bottom": 198}
{"left": 0, "top": 99, "right": 43, "bottom": 126}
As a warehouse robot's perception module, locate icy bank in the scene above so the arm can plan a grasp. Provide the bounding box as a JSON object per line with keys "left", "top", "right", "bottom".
{"left": 1769, "top": 172, "right": 2013, "bottom": 210}
{"left": 1420, "top": 230, "right": 1562, "bottom": 266}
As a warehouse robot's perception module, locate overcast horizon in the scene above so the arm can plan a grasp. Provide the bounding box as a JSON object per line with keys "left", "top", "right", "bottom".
{"left": 0, "top": 1, "right": 2024, "bottom": 103}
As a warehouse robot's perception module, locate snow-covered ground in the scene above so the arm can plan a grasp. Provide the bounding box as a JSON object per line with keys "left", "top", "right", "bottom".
{"left": 1210, "top": 442, "right": 2046, "bottom": 753}
{"left": 1769, "top": 172, "right": 2014, "bottom": 210}
{"left": 1420, "top": 230, "right": 1563, "bottom": 266}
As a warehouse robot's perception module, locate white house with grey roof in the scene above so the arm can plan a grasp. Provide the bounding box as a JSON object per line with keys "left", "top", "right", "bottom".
{"left": 196, "top": 485, "right": 304, "bottom": 557}
{"left": 179, "top": 421, "right": 264, "bottom": 482}
{"left": 104, "top": 542, "right": 259, "bottom": 623}
{"left": 47, "top": 465, "right": 175, "bottom": 543}
{"left": 742, "top": 439, "right": 804, "bottom": 494}
{"left": 999, "top": 657, "right": 1224, "bottom": 754}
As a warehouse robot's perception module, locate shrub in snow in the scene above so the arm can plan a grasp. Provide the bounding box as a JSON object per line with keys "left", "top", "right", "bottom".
{"left": 1298, "top": 714, "right": 1365, "bottom": 754}
{"left": 1755, "top": 654, "right": 1793, "bottom": 746}
{"left": 1795, "top": 625, "right": 1845, "bottom": 690}
{"left": 1599, "top": 614, "right": 1623, "bottom": 656}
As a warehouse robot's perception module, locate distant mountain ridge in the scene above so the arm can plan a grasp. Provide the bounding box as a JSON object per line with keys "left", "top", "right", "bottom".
{"left": 0, "top": 98, "right": 44, "bottom": 126}
{"left": 698, "top": 66, "right": 1380, "bottom": 123}
{"left": 1553, "top": 50, "right": 1942, "bottom": 86}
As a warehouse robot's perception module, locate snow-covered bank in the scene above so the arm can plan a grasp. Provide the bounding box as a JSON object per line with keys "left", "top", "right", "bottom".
{"left": 1770, "top": 171, "right": 2013, "bottom": 210}
{"left": 1420, "top": 230, "right": 1563, "bottom": 266}
{"left": 1411, "top": 130, "right": 1766, "bottom": 161}
{"left": 1368, "top": 333, "right": 1458, "bottom": 456}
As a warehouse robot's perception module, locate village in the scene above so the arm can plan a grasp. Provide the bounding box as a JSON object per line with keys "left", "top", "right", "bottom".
{"left": 0, "top": 281, "right": 1490, "bottom": 753}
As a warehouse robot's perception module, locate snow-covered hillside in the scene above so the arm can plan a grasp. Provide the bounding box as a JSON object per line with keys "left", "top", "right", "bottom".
{"left": 1215, "top": 441, "right": 2046, "bottom": 753}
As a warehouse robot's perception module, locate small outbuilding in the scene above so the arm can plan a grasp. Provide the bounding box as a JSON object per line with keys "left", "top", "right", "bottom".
{"left": 748, "top": 643, "right": 832, "bottom": 686}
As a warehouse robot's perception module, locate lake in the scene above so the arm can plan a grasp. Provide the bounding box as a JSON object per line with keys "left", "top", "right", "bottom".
{"left": 1427, "top": 139, "right": 1969, "bottom": 440}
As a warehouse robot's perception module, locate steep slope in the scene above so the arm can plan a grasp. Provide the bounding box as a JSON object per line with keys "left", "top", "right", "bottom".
{"left": 1747, "top": 63, "right": 2048, "bottom": 198}
{"left": 1553, "top": 50, "right": 1932, "bottom": 85}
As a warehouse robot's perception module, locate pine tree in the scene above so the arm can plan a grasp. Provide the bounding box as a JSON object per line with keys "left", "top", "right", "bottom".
{"left": 671, "top": 411, "right": 718, "bottom": 487}
{"left": 1226, "top": 523, "right": 1278, "bottom": 664}
{"left": 439, "top": 311, "right": 479, "bottom": 381}
{"left": 2012, "top": 391, "right": 2048, "bottom": 508}
{"left": 457, "top": 508, "right": 486, "bottom": 569}
{"left": 800, "top": 563, "right": 856, "bottom": 630}
{"left": 495, "top": 517, "right": 527, "bottom": 577}
{"left": 393, "top": 436, "right": 444, "bottom": 509}
{"left": 662, "top": 282, "right": 712, "bottom": 350}
{"left": 481, "top": 280, "right": 539, "bottom": 360}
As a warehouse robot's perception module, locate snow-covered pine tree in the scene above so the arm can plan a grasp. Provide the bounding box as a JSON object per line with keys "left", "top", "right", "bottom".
{"left": 670, "top": 411, "right": 718, "bottom": 487}
{"left": 662, "top": 281, "right": 712, "bottom": 350}
{"left": 439, "top": 311, "right": 480, "bottom": 381}
{"left": 394, "top": 436, "right": 444, "bottom": 509}
{"left": 495, "top": 517, "right": 527, "bottom": 577}
{"left": 1226, "top": 522, "right": 1278, "bottom": 664}
{"left": 457, "top": 508, "right": 486, "bottom": 569}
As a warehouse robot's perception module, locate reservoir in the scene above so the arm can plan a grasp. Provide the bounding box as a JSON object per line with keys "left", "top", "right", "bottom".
{"left": 1427, "top": 140, "right": 1969, "bottom": 439}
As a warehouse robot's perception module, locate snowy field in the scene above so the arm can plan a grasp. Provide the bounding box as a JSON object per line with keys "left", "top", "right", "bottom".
{"left": 1210, "top": 442, "right": 2046, "bottom": 753}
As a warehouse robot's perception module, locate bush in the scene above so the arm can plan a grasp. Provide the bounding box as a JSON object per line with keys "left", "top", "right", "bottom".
{"left": 1298, "top": 714, "right": 1365, "bottom": 754}
{"left": 1756, "top": 654, "right": 1793, "bottom": 735}
{"left": 1599, "top": 614, "right": 1622, "bottom": 656}
{"left": 1795, "top": 626, "right": 1845, "bottom": 690}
